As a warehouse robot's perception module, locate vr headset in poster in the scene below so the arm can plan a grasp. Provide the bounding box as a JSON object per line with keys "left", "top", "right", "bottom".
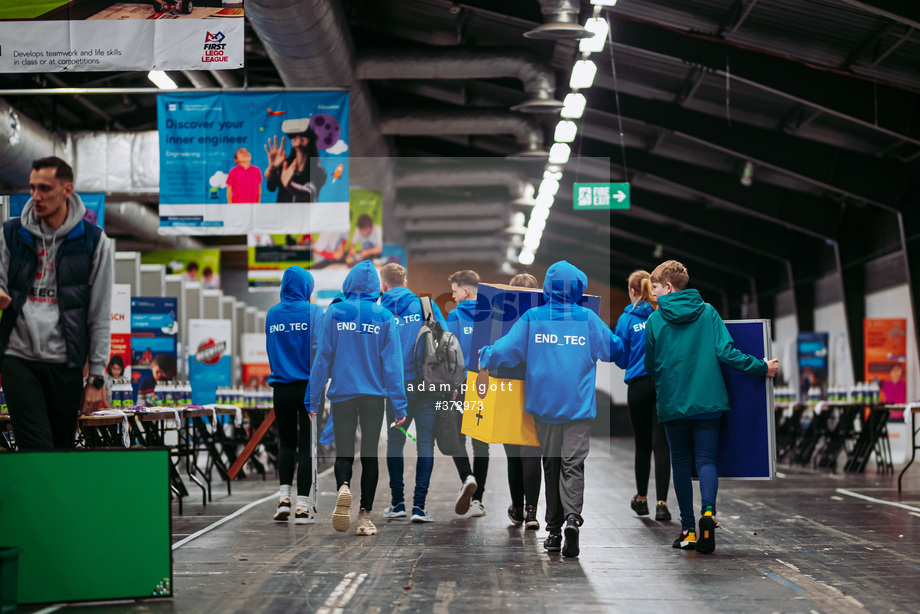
{"left": 158, "top": 91, "right": 350, "bottom": 235}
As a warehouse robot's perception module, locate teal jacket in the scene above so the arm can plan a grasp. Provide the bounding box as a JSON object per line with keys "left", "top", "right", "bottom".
{"left": 644, "top": 289, "right": 767, "bottom": 422}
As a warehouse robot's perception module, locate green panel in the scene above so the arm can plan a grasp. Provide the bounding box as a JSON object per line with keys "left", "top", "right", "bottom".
{"left": 0, "top": 1, "right": 70, "bottom": 20}
{"left": 0, "top": 450, "right": 171, "bottom": 604}
{"left": 573, "top": 182, "right": 630, "bottom": 210}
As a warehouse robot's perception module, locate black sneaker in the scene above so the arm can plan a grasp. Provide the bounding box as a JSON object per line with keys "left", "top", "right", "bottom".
{"left": 562, "top": 520, "right": 580, "bottom": 558}
{"left": 672, "top": 528, "right": 696, "bottom": 550}
{"left": 507, "top": 504, "right": 524, "bottom": 525}
{"left": 543, "top": 532, "right": 562, "bottom": 552}
{"left": 273, "top": 498, "right": 291, "bottom": 522}
{"left": 630, "top": 495, "right": 649, "bottom": 516}
{"left": 655, "top": 502, "right": 672, "bottom": 522}
{"left": 695, "top": 512, "right": 717, "bottom": 554}
{"left": 524, "top": 505, "right": 540, "bottom": 530}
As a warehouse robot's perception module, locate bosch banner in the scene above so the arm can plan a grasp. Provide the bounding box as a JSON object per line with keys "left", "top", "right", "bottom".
{"left": 158, "top": 91, "right": 350, "bottom": 234}
{"left": 0, "top": 1, "right": 244, "bottom": 72}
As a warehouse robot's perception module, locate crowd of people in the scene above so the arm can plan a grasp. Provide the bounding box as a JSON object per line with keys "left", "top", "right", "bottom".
{"left": 264, "top": 258, "right": 779, "bottom": 557}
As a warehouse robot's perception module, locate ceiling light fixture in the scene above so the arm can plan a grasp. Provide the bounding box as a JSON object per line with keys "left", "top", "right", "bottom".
{"left": 569, "top": 60, "right": 597, "bottom": 89}
{"left": 561, "top": 93, "right": 587, "bottom": 119}
{"left": 148, "top": 70, "right": 178, "bottom": 90}
{"left": 549, "top": 143, "right": 571, "bottom": 164}
{"left": 579, "top": 17, "right": 609, "bottom": 54}
{"left": 554, "top": 120, "right": 577, "bottom": 143}
{"left": 518, "top": 249, "right": 535, "bottom": 265}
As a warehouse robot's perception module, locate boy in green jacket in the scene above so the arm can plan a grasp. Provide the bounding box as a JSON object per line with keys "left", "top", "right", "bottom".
{"left": 644, "top": 261, "right": 778, "bottom": 554}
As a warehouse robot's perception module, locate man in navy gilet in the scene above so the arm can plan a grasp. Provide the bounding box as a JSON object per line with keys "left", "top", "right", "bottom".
{"left": 0, "top": 157, "right": 115, "bottom": 449}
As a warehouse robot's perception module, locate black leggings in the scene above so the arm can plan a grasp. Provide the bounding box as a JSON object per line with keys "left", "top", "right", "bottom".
{"left": 332, "top": 396, "right": 385, "bottom": 510}
{"left": 273, "top": 381, "right": 313, "bottom": 495}
{"left": 504, "top": 444, "right": 542, "bottom": 509}
{"left": 453, "top": 434, "right": 490, "bottom": 501}
{"left": 627, "top": 376, "right": 670, "bottom": 502}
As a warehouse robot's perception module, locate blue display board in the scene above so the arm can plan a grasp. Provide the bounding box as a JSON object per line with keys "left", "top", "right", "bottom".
{"left": 469, "top": 283, "right": 601, "bottom": 379}
{"left": 716, "top": 320, "right": 776, "bottom": 479}
{"left": 157, "top": 91, "right": 350, "bottom": 235}
{"left": 130, "top": 297, "right": 179, "bottom": 403}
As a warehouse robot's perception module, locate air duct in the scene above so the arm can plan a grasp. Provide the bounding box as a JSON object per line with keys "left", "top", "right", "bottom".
{"left": 106, "top": 202, "right": 205, "bottom": 250}
{"left": 357, "top": 48, "right": 562, "bottom": 113}
{"left": 381, "top": 110, "right": 547, "bottom": 157}
{"left": 395, "top": 167, "right": 536, "bottom": 203}
{"left": 525, "top": 0, "right": 592, "bottom": 40}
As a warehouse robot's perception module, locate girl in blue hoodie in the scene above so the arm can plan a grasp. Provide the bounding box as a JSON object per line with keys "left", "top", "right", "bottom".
{"left": 479, "top": 261, "right": 624, "bottom": 558}
{"left": 614, "top": 270, "right": 671, "bottom": 523}
{"left": 265, "top": 266, "right": 324, "bottom": 524}
{"left": 307, "top": 261, "right": 407, "bottom": 536}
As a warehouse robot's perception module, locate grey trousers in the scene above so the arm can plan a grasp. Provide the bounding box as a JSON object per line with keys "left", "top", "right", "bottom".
{"left": 535, "top": 418, "right": 592, "bottom": 533}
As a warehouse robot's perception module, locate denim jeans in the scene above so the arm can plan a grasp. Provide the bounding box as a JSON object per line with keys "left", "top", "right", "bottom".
{"left": 385, "top": 391, "right": 437, "bottom": 509}
{"left": 663, "top": 417, "right": 721, "bottom": 531}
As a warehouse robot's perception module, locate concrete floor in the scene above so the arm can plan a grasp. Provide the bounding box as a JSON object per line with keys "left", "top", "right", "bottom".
{"left": 20, "top": 436, "right": 920, "bottom": 613}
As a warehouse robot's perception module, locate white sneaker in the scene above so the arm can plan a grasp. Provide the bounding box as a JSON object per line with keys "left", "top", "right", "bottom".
{"left": 383, "top": 502, "right": 407, "bottom": 519}
{"left": 273, "top": 498, "right": 291, "bottom": 522}
{"left": 356, "top": 508, "right": 378, "bottom": 536}
{"left": 454, "top": 476, "right": 477, "bottom": 515}
{"left": 332, "top": 484, "right": 352, "bottom": 532}
{"left": 294, "top": 506, "right": 315, "bottom": 525}
{"left": 469, "top": 500, "right": 486, "bottom": 517}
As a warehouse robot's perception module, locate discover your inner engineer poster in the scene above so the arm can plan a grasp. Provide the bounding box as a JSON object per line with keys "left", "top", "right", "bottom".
{"left": 157, "top": 91, "right": 350, "bottom": 235}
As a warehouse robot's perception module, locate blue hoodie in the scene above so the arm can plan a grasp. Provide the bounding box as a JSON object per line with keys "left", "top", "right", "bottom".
{"left": 479, "top": 261, "right": 625, "bottom": 424}
{"left": 379, "top": 286, "right": 446, "bottom": 383}
{"left": 446, "top": 299, "right": 479, "bottom": 371}
{"left": 265, "top": 267, "right": 324, "bottom": 385}
{"left": 307, "top": 261, "right": 407, "bottom": 418}
{"left": 613, "top": 301, "right": 655, "bottom": 384}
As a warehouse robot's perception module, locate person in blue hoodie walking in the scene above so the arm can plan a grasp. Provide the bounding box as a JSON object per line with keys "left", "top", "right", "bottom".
{"left": 265, "top": 266, "right": 324, "bottom": 525}
{"left": 479, "top": 261, "right": 625, "bottom": 558}
{"left": 378, "top": 263, "right": 446, "bottom": 523}
{"left": 614, "top": 270, "right": 671, "bottom": 523}
{"left": 307, "top": 260, "right": 407, "bottom": 536}
{"left": 446, "top": 269, "right": 490, "bottom": 517}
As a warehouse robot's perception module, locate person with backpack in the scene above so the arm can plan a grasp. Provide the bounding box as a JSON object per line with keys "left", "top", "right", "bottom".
{"left": 307, "top": 261, "right": 407, "bottom": 536}
{"left": 265, "top": 266, "right": 324, "bottom": 525}
{"left": 479, "top": 261, "right": 625, "bottom": 558}
{"left": 446, "top": 269, "right": 490, "bottom": 517}
{"left": 379, "top": 263, "right": 447, "bottom": 523}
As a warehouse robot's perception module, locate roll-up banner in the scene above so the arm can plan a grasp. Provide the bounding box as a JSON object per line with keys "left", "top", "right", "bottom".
{"left": 109, "top": 284, "right": 132, "bottom": 385}
{"left": 0, "top": 1, "right": 244, "bottom": 72}
{"left": 158, "top": 91, "right": 350, "bottom": 234}
{"left": 188, "top": 318, "right": 232, "bottom": 404}
{"left": 8, "top": 193, "right": 106, "bottom": 228}
{"left": 241, "top": 333, "right": 269, "bottom": 388}
{"left": 130, "top": 297, "right": 179, "bottom": 404}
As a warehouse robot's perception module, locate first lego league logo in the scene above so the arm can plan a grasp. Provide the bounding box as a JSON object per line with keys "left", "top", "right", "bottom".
{"left": 202, "top": 31, "right": 228, "bottom": 63}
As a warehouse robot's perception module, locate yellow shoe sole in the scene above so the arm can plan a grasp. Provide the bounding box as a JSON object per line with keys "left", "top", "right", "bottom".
{"left": 332, "top": 490, "right": 352, "bottom": 532}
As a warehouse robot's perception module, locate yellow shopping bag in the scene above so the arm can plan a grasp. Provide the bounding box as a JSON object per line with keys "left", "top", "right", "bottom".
{"left": 460, "top": 370, "right": 539, "bottom": 447}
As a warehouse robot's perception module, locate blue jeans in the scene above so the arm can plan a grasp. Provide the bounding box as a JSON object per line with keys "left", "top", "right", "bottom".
{"left": 664, "top": 417, "right": 721, "bottom": 531}
{"left": 386, "top": 391, "right": 436, "bottom": 509}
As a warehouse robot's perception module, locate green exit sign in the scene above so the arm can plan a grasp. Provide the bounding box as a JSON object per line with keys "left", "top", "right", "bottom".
{"left": 573, "top": 182, "right": 630, "bottom": 210}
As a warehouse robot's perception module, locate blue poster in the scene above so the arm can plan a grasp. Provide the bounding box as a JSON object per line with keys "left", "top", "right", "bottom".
{"left": 8, "top": 192, "right": 105, "bottom": 228}
{"left": 157, "top": 91, "right": 350, "bottom": 235}
{"left": 797, "top": 331, "right": 829, "bottom": 400}
{"left": 130, "top": 297, "right": 179, "bottom": 404}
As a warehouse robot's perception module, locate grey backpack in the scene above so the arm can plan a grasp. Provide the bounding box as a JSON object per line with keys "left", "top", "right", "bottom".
{"left": 412, "top": 297, "right": 466, "bottom": 396}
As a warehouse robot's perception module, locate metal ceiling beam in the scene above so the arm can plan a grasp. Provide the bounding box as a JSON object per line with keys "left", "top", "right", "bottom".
{"left": 575, "top": 138, "right": 845, "bottom": 241}
{"left": 599, "top": 16, "right": 920, "bottom": 148}
{"left": 585, "top": 90, "right": 911, "bottom": 209}
{"left": 835, "top": 0, "right": 920, "bottom": 30}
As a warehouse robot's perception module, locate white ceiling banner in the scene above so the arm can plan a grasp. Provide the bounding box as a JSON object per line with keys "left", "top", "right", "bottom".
{"left": 0, "top": 2, "right": 244, "bottom": 72}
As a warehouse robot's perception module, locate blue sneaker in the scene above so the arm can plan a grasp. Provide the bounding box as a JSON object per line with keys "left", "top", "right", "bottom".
{"left": 383, "top": 502, "right": 407, "bottom": 519}
{"left": 410, "top": 506, "right": 433, "bottom": 523}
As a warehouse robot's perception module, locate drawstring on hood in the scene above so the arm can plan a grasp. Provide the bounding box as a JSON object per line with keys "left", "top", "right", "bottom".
{"left": 23, "top": 193, "right": 86, "bottom": 299}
